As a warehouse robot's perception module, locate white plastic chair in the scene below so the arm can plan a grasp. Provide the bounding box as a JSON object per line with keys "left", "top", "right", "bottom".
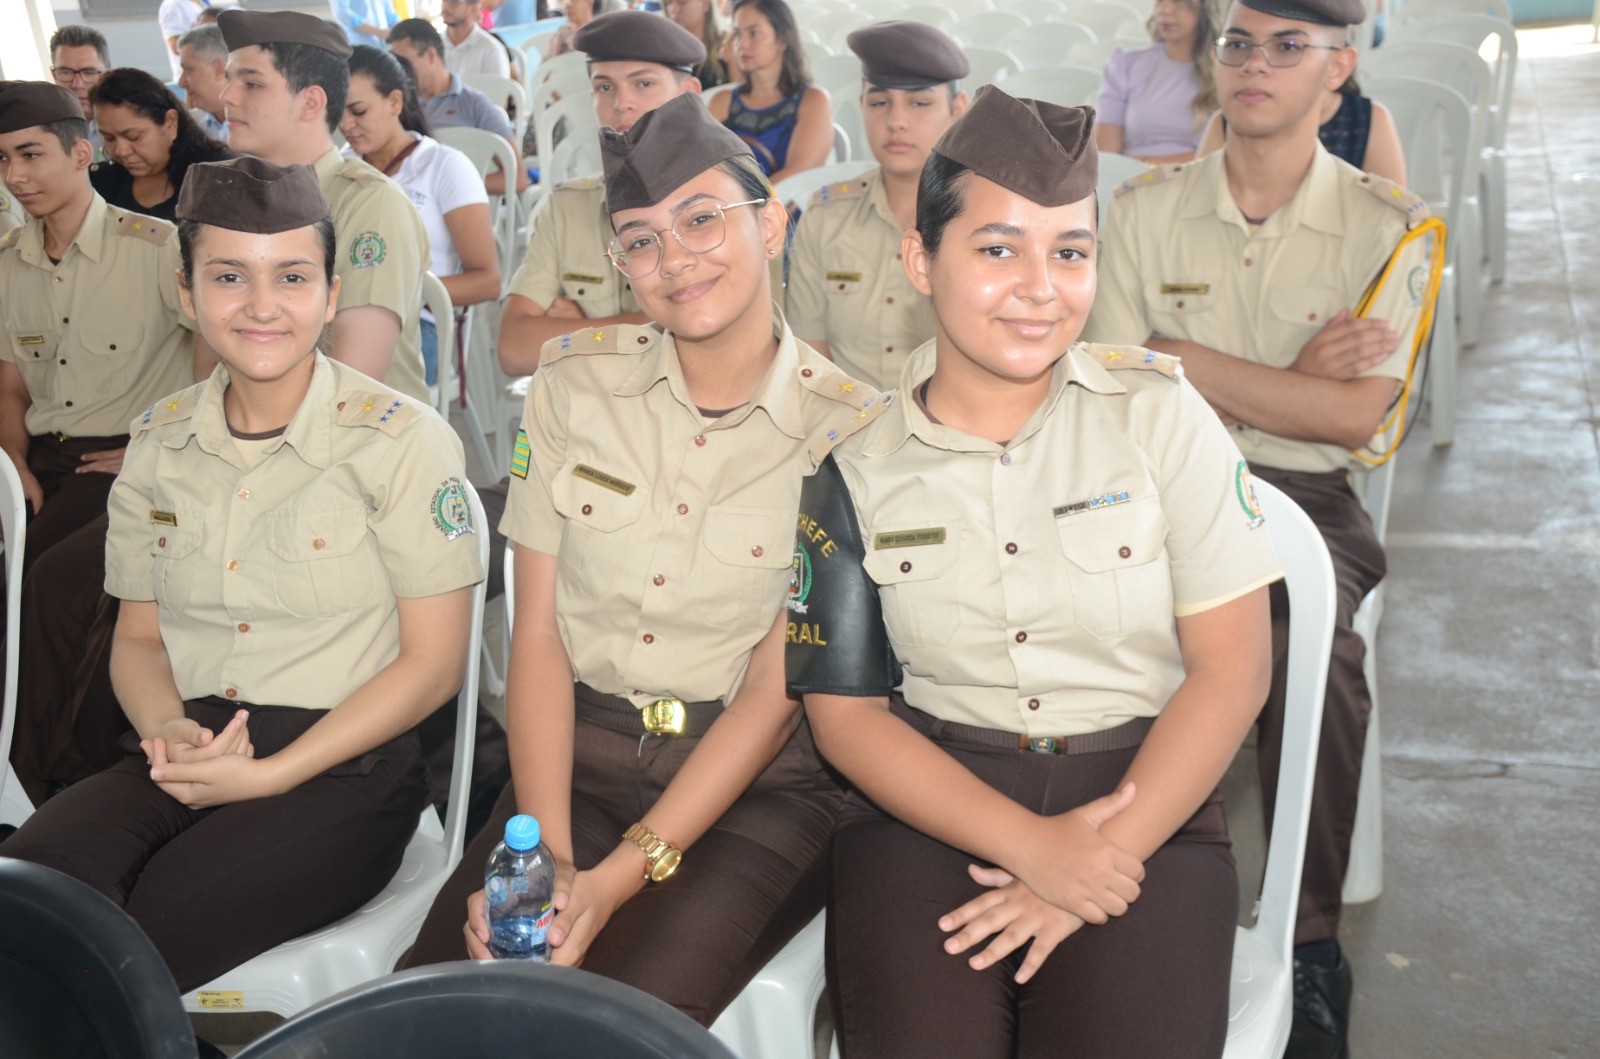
{"left": 1068, "top": 2, "right": 1150, "bottom": 43}
{"left": 1389, "top": 13, "right": 1516, "bottom": 286}
{"left": 1001, "top": 65, "right": 1103, "bottom": 109}
{"left": 0, "top": 447, "right": 34, "bottom": 830}
{"left": 434, "top": 126, "right": 522, "bottom": 284}
{"left": 1222, "top": 479, "right": 1335, "bottom": 1057}
{"left": 960, "top": 46, "right": 1023, "bottom": 95}
{"left": 1009, "top": 0, "right": 1071, "bottom": 20}
{"left": 1095, "top": 151, "right": 1151, "bottom": 224}
{"left": 531, "top": 48, "right": 588, "bottom": 93}
{"left": 773, "top": 159, "right": 878, "bottom": 213}
{"left": 999, "top": 22, "right": 1099, "bottom": 72}
{"left": 809, "top": 9, "right": 869, "bottom": 52}
{"left": 520, "top": 29, "right": 560, "bottom": 66}
{"left": 181, "top": 485, "right": 491, "bottom": 1019}
{"left": 833, "top": 99, "right": 866, "bottom": 175}
{"left": 1067, "top": 35, "right": 1153, "bottom": 69}
{"left": 893, "top": 3, "right": 960, "bottom": 27}
{"left": 535, "top": 93, "right": 603, "bottom": 191}
{"left": 421, "top": 273, "right": 497, "bottom": 486}
{"left": 1393, "top": 0, "right": 1513, "bottom": 28}
{"left": 1365, "top": 74, "right": 1472, "bottom": 446}
{"left": 950, "top": 10, "right": 1029, "bottom": 48}
{"left": 811, "top": 52, "right": 866, "bottom": 102}
{"left": 463, "top": 72, "right": 529, "bottom": 151}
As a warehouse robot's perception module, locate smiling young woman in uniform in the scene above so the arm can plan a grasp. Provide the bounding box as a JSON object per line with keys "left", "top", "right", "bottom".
{"left": 788, "top": 87, "right": 1283, "bottom": 1057}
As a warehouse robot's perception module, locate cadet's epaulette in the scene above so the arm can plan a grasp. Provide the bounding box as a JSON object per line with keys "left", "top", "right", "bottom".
{"left": 539, "top": 323, "right": 658, "bottom": 367}
{"left": 552, "top": 176, "right": 602, "bottom": 194}
{"left": 804, "top": 365, "right": 893, "bottom": 464}
{"left": 1112, "top": 162, "right": 1190, "bottom": 199}
{"left": 335, "top": 391, "right": 422, "bottom": 437}
{"left": 114, "top": 212, "right": 174, "bottom": 247}
{"left": 1354, "top": 172, "right": 1432, "bottom": 229}
{"left": 1086, "top": 343, "right": 1181, "bottom": 379}
{"left": 132, "top": 386, "right": 202, "bottom": 435}
{"left": 807, "top": 175, "right": 872, "bottom": 210}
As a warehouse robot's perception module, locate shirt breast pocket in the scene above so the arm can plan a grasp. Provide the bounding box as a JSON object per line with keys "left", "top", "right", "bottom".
{"left": 1268, "top": 287, "right": 1345, "bottom": 368}
{"left": 5, "top": 311, "right": 56, "bottom": 401}
{"left": 1055, "top": 500, "right": 1173, "bottom": 639}
{"left": 550, "top": 461, "right": 650, "bottom": 600}
{"left": 80, "top": 317, "right": 141, "bottom": 361}
{"left": 701, "top": 505, "right": 797, "bottom": 631}
{"left": 860, "top": 522, "right": 963, "bottom": 647}
{"left": 267, "top": 504, "right": 377, "bottom": 617}
{"left": 1145, "top": 283, "right": 1218, "bottom": 336}
{"left": 151, "top": 512, "right": 205, "bottom": 609}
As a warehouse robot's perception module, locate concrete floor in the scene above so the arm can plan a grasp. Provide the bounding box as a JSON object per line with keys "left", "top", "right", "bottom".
{"left": 1219, "top": 23, "right": 1600, "bottom": 1058}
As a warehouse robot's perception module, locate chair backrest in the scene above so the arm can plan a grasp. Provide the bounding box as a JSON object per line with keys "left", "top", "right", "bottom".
{"left": 0, "top": 859, "right": 197, "bottom": 1059}
{"left": 419, "top": 273, "right": 456, "bottom": 420}
{"left": 1000, "top": 22, "right": 1099, "bottom": 71}
{"left": 960, "top": 45, "right": 1023, "bottom": 95}
{"left": 0, "top": 449, "right": 29, "bottom": 825}
{"left": 1364, "top": 75, "right": 1474, "bottom": 237}
{"left": 536, "top": 93, "right": 603, "bottom": 190}
{"left": 832, "top": 99, "right": 866, "bottom": 172}
{"left": 701, "top": 82, "right": 737, "bottom": 111}
{"left": 1012, "top": 0, "right": 1072, "bottom": 17}
{"left": 441, "top": 483, "right": 491, "bottom": 865}
{"left": 520, "top": 28, "right": 560, "bottom": 64}
{"left": 463, "top": 72, "right": 528, "bottom": 130}
{"left": 1388, "top": 12, "right": 1516, "bottom": 151}
{"left": 1394, "top": 0, "right": 1513, "bottom": 28}
{"left": 1248, "top": 480, "right": 1335, "bottom": 968}
{"left": 951, "top": 10, "right": 1030, "bottom": 48}
{"left": 1067, "top": 2, "right": 1149, "bottom": 41}
{"left": 772, "top": 160, "right": 879, "bottom": 213}
{"left": 894, "top": 3, "right": 960, "bottom": 27}
{"left": 1361, "top": 40, "right": 1492, "bottom": 129}
{"left": 808, "top": 9, "right": 869, "bottom": 51}
{"left": 532, "top": 49, "right": 589, "bottom": 93}
{"left": 432, "top": 127, "right": 521, "bottom": 279}
{"left": 1095, "top": 151, "right": 1152, "bottom": 223}
{"left": 505, "top": 46, "right": 528, "bottom": 92}
{"left": 999, "top": 65, "right": 1103, "bottom": 109}
{"left": 811, "top": 52, "right": 867, "bottom": 102}
{"left": 1066, "top": 35, "right": 1150, "bottom": 68}
{"left": 231, "top": 962, "right": 737, "bottom": 1059}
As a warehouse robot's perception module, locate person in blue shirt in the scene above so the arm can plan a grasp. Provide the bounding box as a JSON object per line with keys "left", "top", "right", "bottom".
{"left": 331, "top": 0, "right": 400, "bottom": 50}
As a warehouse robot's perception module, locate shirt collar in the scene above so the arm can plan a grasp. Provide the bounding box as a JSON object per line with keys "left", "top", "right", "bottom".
{"left": 613, "top": 307, "right": 808, "bottom": 439}
{"left": 20, "top": 192, "right": 110, "bottom": 267}
{"left": 866, "top": 167, "right": 901, "bottom": 232}
{"left": 312, "top": 146, "right": 344, "bottom": 188}
{"left": 863, "top": 341, "right": 1122, "bottom": 456}
{"left": 170, "top": 353, "right": 338, "bottom": 470}
{"left": 1182, "top": 143, "right": 1344, "bottom": 236}
{"left": 441, "top": 73, "right": 465, "bottom": 99}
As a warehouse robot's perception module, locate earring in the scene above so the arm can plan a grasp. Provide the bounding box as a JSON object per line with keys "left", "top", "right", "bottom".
{"left": 768, "top": 248, "right": 776, "bottom": 257}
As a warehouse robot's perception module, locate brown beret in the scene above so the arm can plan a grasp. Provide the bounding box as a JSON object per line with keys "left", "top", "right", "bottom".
{"left": 0, "top": 81, "right": 85, "bottom": 136}
{"left": 574, "top": 10, "right": 707, "bottom": 72}
{"left": 176, "top": 156, "right": 331, "bottom": 235}
{"left": 601, "top": 93, "right": 753, "bottom": 213}
{"left": 1237, "top": 0, "right": 1366, "bottom": 26}
{"left": 847, "top": 21, "right": 970, "bottom": 90}
{"left": 931, "top": 86, "right": 1097, "bottom": 207}
{"left": 218, "top": 8, "right": 354, "bottom": 60}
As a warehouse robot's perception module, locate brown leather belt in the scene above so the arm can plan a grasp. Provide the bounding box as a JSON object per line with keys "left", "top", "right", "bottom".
{"left": 574, "top": 682, "right": 723, "bottom": 738}
{"left": 892, "top": 695, "right": 1153, "bottom": 756}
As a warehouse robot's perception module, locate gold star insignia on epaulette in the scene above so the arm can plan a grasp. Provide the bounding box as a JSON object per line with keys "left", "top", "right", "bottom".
{"left": 590, "top": 330, "right": 606, "bottom": 342}
{"left": 132, "top": 221, "right": 143, "bottom": 230}
{"left": 1391, "top": 188, "right": 1403, "bottom": 198}
{"left": 1105, "top": 351, "right": 1123, "bottom": 362}
{"left": 839, "top": 382, "right": 855, "bottom": 393}
{"left": 166, "top": 398, "right": 180, "bottom": 410}
{"left": 361, "top": 400, "right": 374, "bottom": 412}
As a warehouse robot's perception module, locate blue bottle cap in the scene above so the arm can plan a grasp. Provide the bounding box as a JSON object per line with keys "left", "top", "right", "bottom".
{"left": 505, "top": 814, "right": 541, "bottom": 852}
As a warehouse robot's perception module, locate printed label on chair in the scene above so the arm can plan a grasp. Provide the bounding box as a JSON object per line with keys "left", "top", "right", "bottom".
{"left": 196, "top": 991, "right": 247, "bottom": 1010}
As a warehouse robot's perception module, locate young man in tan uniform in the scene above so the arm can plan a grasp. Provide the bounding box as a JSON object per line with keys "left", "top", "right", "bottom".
{"left": 784, "top": 20, "right": 967, "bottom": 389}
{"left": 0, "top": 82, "right": 194, "bottom": 803}
{"left": 496, "top": 10, "right": 709, "bottom": 376}
{"left": 1084, "top": 0, "right": 1432, "bottom": 1052}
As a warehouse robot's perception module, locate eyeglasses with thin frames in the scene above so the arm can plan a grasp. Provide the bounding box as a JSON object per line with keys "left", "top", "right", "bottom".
{"left": 606, "top": 198, "right": 769, "bottom": 280}
{"left": 1213, "top": 37, "right": 1342, "bottom": 67}
{"left": 51, "top": 66, "right": 106, "bottom": 85}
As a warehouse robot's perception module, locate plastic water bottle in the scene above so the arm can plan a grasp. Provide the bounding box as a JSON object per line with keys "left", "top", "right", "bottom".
{"left": 484, "top": 814, "right": 556, "bottom": 961}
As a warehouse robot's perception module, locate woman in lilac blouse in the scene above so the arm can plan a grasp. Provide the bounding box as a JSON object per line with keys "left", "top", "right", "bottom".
{"left": 1094, "top": 0, "right": 1220, "bottom": 163}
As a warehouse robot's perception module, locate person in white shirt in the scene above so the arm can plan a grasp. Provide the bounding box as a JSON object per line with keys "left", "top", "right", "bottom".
{"left": 440, "top": 0, "right": 513, "bottom": 78}
{"left": 158, "top": 0, "right": 203, "bottom": 81}
{"left": 177, "top": 24, "right": 229, "bottom": 143}
{"left": 342, "top": 45, "right": 502, "bottom": 386}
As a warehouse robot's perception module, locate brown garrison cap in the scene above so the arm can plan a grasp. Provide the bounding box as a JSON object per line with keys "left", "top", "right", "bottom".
{"left": 177, "top": 156, "right": 331, "bottom": 234}
{"left": 847, "top": 21, "right": 970, "bottom": 90}
{"left": 931, "top": 85, "right": 1097, "bottom": 207}
{"left": 218, "top": 8, "right": 354, "bottom": 59}
{"left": 600, "top": 93, "right": 753, "bottom": 212}
{"left": 1237, "top": 0, "right": 1366, "bottom": 25}
{"left": 0, "top": 81, "right": 84, "bottom": 136}
{"left": 574, "top": 10, "right": 707, "bottom": 72}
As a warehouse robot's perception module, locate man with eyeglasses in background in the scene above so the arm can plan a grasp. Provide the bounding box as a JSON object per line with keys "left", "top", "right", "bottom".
{"left": 48, "top": 25, "right": 110, "bottom": 160}
{"left": 1085, "top": 0, "right": 1436, "bottom": 1055}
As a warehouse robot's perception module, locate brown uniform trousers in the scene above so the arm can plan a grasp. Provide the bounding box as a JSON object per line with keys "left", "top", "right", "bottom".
{"left": 829, "top": 698, "right": 1237, "bottom": 1059}
{"left": 2, "top": 697, "right": 429, "bottom": 993}
{"left": 1251, "top": 465, "right": 1386, "bottom": 947}
{"left": 405, "top": 695, "right": 844, "bottom": 1029}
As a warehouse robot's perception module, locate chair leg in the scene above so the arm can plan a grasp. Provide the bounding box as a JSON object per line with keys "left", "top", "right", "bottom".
{"left": 1483, "top": 150, "right": 1507, "bottom": 284}
{"left": 1456, "top": 201, "right": 1483, "bottom": 348}
{"left": 1429, "top": 265, "right": 1458, "bottom": 447}
{"left": 1343, "top": 591, "right": 1384, "bottom": 904}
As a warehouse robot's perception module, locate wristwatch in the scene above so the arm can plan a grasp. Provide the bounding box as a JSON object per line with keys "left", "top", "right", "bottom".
{"left": 623, "top": 822, "right": 683, "bottom": 883}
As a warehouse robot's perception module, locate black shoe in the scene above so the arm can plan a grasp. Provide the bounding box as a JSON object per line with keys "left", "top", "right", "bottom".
{"left": 1287, "top": 952, "right": 1352, "bottom": 1059}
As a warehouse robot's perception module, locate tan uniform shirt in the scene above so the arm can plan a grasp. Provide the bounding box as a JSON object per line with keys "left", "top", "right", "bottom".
{"left": 0, "top": 196, "right": 192, "bottom": 438}
{"left": 832, "top": 341, "right": 1282, "bottom": 736}
{"left": 501, "top": 316, "right": 886, "bottom": 708}
{"left": 104, "top": 354, "right": 485, "bottom": 710}
{"left": 1085, "top": 147, "right": 1430, "bottom": 474}
{"left": 313, "top": 148, "right": 431, "bottom": 405}
{"left": 785, "top": 168, "right": 935, "bottom": 390}
{"left": 506, "top": 177, "right": 638, "bottom": 321}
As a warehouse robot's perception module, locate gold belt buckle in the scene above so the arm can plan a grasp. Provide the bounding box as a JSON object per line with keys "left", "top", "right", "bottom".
{"left": 642, "top": 697, "right": 687, "bottom": 736}
{"left": 54, "top": 432, "right": 72, "bottom": 443}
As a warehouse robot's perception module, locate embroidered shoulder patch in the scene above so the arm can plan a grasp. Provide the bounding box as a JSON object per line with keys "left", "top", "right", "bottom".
{"left": 1235, "top": 460, "right": 1266, "bottom": 530}
{"left": 336, "top": 392, "right": 420, "bottom": 436}
{"left": 431, "top": 477, "right": 476, "bottom": 541}
{"left": 350, "top": 231, "right": 387, "bottom": 269}
{"left": 132, "top": 386, "right": 202, "bottom": 434}
{"left": 114, "top": 213, "right": 174, "bottom": 247}
{"left": 509, "top": 427, "right": 532, "bottom": 479}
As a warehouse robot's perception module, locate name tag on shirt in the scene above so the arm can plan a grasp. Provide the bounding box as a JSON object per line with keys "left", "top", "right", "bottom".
{"left": 562, "top": 271, "right": 606, "bottom": 285}
{"left": 16, "top": 335, "right": 44, "bottom": 345}
{"left": 874, "top": 527, "right": 946, "bottom": 549}
{"left": 1053, "top": 491, "right": 1131, "bottom": 518}
{"left": 572, "top": 464, "right": 636, "bottom": 496}
{"left": 1160, "top": 283, "right": 1210, "bottom": 295}
{"left": 150, "top": 510, "right": 178, "bottom": 526}
{"left": 826, "top": 271, "right": 863, "bottom": 284}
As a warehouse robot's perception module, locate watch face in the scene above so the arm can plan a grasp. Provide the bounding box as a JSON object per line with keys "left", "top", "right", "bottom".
{"left": 650, "top": 847, "right": 683, "bottom": 882}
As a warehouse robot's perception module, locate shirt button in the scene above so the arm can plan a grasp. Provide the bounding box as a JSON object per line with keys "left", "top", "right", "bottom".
{"left": 1308, "top": 312, "right": 1318, "bottom": 321}
{"left": 225, "top": 688, "right": 238, "bottom": 699}
{"left": 1000, "top": 453, "right": 1012, "bottom": 466}
{"left": 1015, "top": 631, "right": 1028, "bottom": 643}
{"left": 1244, "top": 257, "right": 1253, "bottom": 267}
{"left": 227, "top": 559, "right": 239, "bottom": 571}
{"left": 801, "top": 368, "right": 813, "bottom": 378}
{"left": 899, "top": 560, "right": 912, "bottom": 573}
{"left": 1176, "top": 299, "right": 1185, "bottom": 309}
{"left": 58, "top": 359, "right": 66, "bottom": 366}
{"left": 581, "top": 503, "right": 592, "bottom": 515}
{"left": 642, "top": 633, "right": 655, "bottom": 644}
{"left": 694, "top": 435, "right": 706, "bottom": 446}
{"left": 886, "top": 297, "right": 894, "bottom": 304}
{"left": 312, "top": 538, "right": 326, "bottom": 551}
{"left": 236, "top": 487, "right": 250, "bottom": 499}
{"left": 1005, "top": 542, "right": 1018, "bottom": 555}
{"left": 1119, "top": 545, "right": 1132, "bottom": 559}
{"left": 62, "top": 316, "right": 69, "bottom": 324}
{"left": 237, "top": 622, "right": 250, "bottom": 633}
{"left": 64, "top": 400, "right": 73, "bottom": 408}
{"left": 751, "top": 545, "right": 764, "bottom": 558}
{"left": 337, "top": 401, "right": 346, "bottom": 411}
{"left": 54, "top": 276, "right": 62, "bottom": 283}
{"left": 653, "top": 574, "right": 665, "bottom": 586}
{"left": 885, "top": 346, "right": 893, "bottom": 353}
{"left": 157, "top": 536, "right": 167, "bottom": 548}
{"left": 1027, "top": 698, "right": 1041, "bottom": 711}
{"left": 677, "top": 503, "right": 688, "bottom": 515}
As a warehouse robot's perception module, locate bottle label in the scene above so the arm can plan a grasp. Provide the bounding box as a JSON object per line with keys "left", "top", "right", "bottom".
{"left": 529, "top": 899, "right": 554, "bottom": 945}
